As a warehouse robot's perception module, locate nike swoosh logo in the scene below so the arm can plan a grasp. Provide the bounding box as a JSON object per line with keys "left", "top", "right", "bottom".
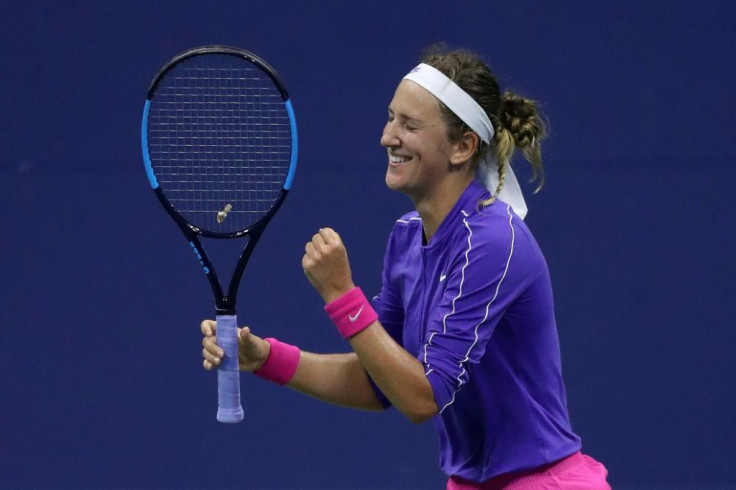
{"left": 349, "top": 305, "right": 365, "bottom": 322}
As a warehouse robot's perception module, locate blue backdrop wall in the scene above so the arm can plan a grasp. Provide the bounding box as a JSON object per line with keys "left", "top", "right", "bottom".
{"left": 1, "top": 1, "right": 734, "bottom": 488}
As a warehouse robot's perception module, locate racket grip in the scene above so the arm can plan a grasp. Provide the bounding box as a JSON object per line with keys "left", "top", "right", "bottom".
{"left": 215, "top": 314, "right": 244, "bottom": 423}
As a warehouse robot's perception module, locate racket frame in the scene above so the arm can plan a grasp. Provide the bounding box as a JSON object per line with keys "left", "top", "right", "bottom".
{"left": 141, "top": 45, "right": 297, "bottom": 421}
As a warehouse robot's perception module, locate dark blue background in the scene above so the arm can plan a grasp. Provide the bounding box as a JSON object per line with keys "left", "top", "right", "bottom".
{"left": 1, "top": 1, "right": 734, "bottom": 488}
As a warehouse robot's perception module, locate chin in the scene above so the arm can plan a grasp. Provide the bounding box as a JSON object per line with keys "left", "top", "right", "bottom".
{"left": 385, "top": 172, "right": 404, "bottom": 192}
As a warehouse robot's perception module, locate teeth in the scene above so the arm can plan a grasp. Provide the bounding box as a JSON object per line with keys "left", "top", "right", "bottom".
{"left": 390, "top": 155, "right": 410, "bottom": 164}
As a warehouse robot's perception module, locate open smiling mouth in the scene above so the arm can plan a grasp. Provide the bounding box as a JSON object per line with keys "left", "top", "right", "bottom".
{"left": 389, "top": 154, "right": 411, "bottom": 165}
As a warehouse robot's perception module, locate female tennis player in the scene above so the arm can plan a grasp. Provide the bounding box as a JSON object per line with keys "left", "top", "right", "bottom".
{"left": 202, "top": 46, "right": 611, "bottom": 489}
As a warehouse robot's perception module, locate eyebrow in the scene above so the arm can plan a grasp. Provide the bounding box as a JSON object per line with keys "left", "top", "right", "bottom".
{"left": 388, "top": 107, "right": 424, "bottom": 125}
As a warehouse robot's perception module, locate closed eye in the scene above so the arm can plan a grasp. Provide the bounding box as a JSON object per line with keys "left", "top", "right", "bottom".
{"left": 387, "top": 108, "right": 422, "bottom": 132}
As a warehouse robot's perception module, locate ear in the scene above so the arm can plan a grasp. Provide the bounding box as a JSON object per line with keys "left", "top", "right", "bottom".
{"left": 449, "top": 131, "right": 479, "bottom": 167}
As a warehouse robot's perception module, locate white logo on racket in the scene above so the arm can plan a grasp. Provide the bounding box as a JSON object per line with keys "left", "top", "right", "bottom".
{"left": 217, "top": 203, "right": 232, "bottom": 223}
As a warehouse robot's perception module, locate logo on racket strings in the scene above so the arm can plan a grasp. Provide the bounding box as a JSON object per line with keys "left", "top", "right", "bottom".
{"left": 217, "top": 203, "right": 232, "bottom": 223}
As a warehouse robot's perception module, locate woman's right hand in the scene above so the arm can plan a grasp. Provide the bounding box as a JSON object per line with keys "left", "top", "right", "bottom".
{"left": 201, "top": 320, "right": 271, "bottom": 372}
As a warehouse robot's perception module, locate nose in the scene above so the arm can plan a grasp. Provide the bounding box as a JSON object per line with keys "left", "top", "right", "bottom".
{"left": 380, "top": 120, "right": 399, "bottom": 148}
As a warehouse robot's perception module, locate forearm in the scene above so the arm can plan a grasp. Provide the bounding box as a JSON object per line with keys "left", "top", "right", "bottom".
{"left": 300, "top": 228, "right": 438, "bottom": 421}
{"left": 287, "top": 351, "right": 385, "bottom": 411}
{"left": 348, "top": 321, "right": 438, "bottom": 423}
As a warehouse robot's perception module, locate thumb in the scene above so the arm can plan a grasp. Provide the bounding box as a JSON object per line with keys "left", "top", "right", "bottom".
{"left": 238, "top": 326, "right": 252, "bottom": 344}
{"left": 238, "top": 326, "right": 262, "bottom": 356}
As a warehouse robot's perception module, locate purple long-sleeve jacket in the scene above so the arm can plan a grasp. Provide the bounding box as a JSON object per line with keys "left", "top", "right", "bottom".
{"left": 371, "top": 179, "right": 581, "bottom": 481}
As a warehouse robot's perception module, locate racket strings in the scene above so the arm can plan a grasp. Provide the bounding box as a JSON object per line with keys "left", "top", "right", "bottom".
{"left": 147, "top": 54, "right": 292, "bottom": 233}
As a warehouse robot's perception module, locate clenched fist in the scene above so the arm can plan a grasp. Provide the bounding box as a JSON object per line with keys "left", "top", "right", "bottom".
{"left": 302, "top": 228, "right": 355, "bottom": 304}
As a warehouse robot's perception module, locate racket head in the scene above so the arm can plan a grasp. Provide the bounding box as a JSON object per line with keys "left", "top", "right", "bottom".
{"left": 142, "top": 46, "right": 298, "bottom": 238}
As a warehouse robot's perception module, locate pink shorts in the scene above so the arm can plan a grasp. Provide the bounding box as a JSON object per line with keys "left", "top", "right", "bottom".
{"left": 447, "top": 452, "right": 611, "bottom": 490}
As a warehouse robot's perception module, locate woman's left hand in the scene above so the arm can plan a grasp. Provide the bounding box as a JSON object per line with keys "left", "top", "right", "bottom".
{"left": 302, "top": 227, "right": 355, "bottom": 303}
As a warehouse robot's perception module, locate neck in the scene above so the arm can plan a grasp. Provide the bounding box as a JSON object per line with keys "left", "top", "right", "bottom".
{"left": 413, "top": 175, "right": 473, "bottom": 243}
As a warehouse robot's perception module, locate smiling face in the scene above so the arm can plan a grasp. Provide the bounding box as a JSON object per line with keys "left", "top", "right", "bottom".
{"left": 380, "top": 80, "right": 456, "bottom": 201}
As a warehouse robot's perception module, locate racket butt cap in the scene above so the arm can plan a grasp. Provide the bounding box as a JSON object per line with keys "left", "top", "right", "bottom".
{"left": 217, "top": 407, "right": 245, "bottom": 423}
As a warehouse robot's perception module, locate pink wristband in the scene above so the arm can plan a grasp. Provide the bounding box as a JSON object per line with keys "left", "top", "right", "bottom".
{"left": 253, "top": 338, "right": 300, "bottom": 385}
{"left": 324, "top": 287, "right": 378, "bottom": 339}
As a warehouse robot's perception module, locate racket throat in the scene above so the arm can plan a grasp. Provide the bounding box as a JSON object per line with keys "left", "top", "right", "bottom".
{"left": 215, "top": 300, "right": 236, "bottom": 316}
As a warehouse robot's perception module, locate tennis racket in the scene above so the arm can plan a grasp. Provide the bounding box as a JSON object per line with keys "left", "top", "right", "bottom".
{"left": 141, "top": 46, "right": 297, "bottom": 423}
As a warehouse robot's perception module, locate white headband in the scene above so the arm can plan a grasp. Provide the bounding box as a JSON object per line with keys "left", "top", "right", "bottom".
{"left": 404, "top": 63, "right": 494, "bottom": 143}
{"left": 403, "top": 63, "right": 528, "bottom": 219}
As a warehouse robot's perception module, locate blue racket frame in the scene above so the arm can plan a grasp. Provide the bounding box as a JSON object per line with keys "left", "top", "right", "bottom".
{"left": 141, "top": 45, "right": 297, "bottom": 423}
